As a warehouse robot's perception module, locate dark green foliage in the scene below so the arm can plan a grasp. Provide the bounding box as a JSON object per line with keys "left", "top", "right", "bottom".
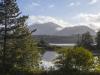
{"left": 55, "top": 47, "right": 94, "bottom": 72}
{"left": 96, "top": 31, "right": 100, "bottom": 49}
{"left": 77, "top": 32, "right": 94, "bottom": 50}
{"left": 37, "top": 39, "right": 49, "bottom": 48}
{"left": 0, "top": 0, "right": 41, "bottom": 74}
{"left": 13, "top": 16, "right": 41, "bottom": 72}
{"left": 37, "top": 39, "right": 51, "bottom": 54}
{"left": 0, "top": 0, "right": 21, "bottom": 74}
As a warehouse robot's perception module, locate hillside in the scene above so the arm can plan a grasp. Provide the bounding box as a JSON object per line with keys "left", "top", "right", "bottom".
{"left": 55, "top": 26, "right": 96, "bottom": 36}
{"left": 29, "top": 22, "right": 96, "bottom": 36}
{"left": 29, "top": 22, "right": 96, "bottom": 44}
{"left": 29, "top": 22, "right": 62, "bottom": 35}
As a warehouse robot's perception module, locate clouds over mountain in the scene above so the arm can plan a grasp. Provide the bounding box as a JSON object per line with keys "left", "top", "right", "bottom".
{"left": 27, "top": 13, "right": 100, "bottom": 32}
{"left": 27, "top": 16, "right": 72, "bottom": 28}
{"left": 74, "top": 13, "right": 100, "bottom": 31}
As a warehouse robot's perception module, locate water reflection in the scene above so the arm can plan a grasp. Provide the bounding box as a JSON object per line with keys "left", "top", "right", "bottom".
{"left": 41, "top": 51, "right": 58, "bottom": 69}
{"left": 42, "top": 51, "right": 58, "bottom": 61}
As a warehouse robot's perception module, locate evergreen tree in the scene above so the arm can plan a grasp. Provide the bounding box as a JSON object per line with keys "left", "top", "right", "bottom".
{"left": 37, "top": 39, "right": 49, "bottom": 54}
{"left": 14, "top": 16, "right": 41, "bottom": 72}
{"left": 77, "top": 32, "right": 93, "bottom": 50}
{"left": 0, "top": 0, "right": 41, "bottom": 74}
{"left": 0, "top": 0, "right": 21, "bottom": 74}
{"left": 37, "top": 39, "right": 48, "bottom": 48}
{"left": 96, "top": 30, "right": 100, "bottom": 49}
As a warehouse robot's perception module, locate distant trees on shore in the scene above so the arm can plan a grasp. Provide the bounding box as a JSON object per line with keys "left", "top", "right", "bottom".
{"left": 77, "top": 31, "right": 100, "bottom": 50}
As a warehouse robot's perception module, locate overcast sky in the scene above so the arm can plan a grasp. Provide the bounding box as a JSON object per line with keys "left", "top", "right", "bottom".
{"left": 17, "top": 0, "right": 100, "bottom": 30}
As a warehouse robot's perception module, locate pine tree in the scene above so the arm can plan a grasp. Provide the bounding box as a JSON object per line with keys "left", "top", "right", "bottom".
{"left": 96, "top": 30, "right": 100, "bottom": 49}
{"left": 14, "top": 16, "right": 41, "bottom": 72}
{"left": 77, "top": 32, "right": 93, "bottom": 50}
{"left": 0, "top": 0, "right": 21, "bottom": 74}
{"left": 0, "top": 0, "right": 40, "bottom": 74}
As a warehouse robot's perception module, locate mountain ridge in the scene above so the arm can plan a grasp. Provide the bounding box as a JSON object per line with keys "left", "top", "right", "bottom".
{"left": 29, "top": 22, "right": 96, "bottom": 36}
{"left": 55, "top": 25, "right": 96, "bottom": 36}
{"left": 29, "top": 22, "right": 62, "bottom": 35}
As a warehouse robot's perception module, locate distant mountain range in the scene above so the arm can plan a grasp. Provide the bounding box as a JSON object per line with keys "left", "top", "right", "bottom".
{"left": 55, "top": 26, "right": 96, "bottom": 36}
{"left": 29, "top": 22, "right": 62, "bottom": 35}
{"left": 29, "top": 22, "right": 96, "bottom": 36}
{"left": 28, "top": 22, "right": 96, "bottom": 44}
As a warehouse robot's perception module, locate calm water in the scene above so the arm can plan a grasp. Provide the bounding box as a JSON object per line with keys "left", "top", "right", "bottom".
{"left": 41, "top": 43, "right": 76, "bottom": 69}
{"left": 41, "top": 51, "right": 58, "bottom": 69}
{"left": 49, "top": 43, "right": 76, "bottom": 46}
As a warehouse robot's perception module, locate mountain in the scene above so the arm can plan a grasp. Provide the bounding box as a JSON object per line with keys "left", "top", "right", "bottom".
{"left": 55, "top": 26, "right": 96, "bottom": 36}
{"left": 29, "top": 22, "right": 96, "bottom": 36}
{"left": 29, "top": 22, "right": 96, "bottom": 43}
{"left": 29, "top": 22, "right": 62, "bottom": 35}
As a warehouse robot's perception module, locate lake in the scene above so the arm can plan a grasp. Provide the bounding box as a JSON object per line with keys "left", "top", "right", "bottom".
{"left": 41, "top": 43, "right": 76, "bottom": 69}
{"left": 49, "top": 43, "right": 76, "bottom": 47}
{"left": 41, "top": 51, "right": 58, "bottom": 70}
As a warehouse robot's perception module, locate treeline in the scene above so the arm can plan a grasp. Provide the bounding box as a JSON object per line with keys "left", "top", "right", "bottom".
{"left": 77, "top": 31, "right": 100, "bottom": 50}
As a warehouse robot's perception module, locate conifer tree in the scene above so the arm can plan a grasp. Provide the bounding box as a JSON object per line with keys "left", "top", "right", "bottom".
{"left": 0, "top": 0, "right": 40, "bottom": 74}
{"left": 77, "top": 32, "right": 93, "bottom": 50}
{"left": 96, "top": 30, "right": 100, "bottom": 49}
{"left": 14, "top": 16, "right": 40, "bottom": 72}
{"left": 0, "top": 0, "right": 21, "bottom": 74}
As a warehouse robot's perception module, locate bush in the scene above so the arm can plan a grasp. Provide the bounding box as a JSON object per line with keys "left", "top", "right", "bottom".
{"left": 55, "top": 47, "right": 94, "bottom": 72}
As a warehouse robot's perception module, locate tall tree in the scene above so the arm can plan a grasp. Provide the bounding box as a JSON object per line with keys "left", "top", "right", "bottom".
{"left": 0, "top": 0, "right": 41, "bottom": 74}
{"left": 0, "top": 0, "right": 21, "bottom": 74}
{"left": 77, "top": 32, "right": 94, "bottom": 50}
{"left": 96, "top": 30, "right": 100, "bottom": 49}
{"left": 14, "top": 16, "right": 41, "bottom": 72}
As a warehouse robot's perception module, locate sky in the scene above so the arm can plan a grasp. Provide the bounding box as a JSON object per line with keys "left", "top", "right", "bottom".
{"left": 17, "top": 0, "right": 100, "bottom": 31}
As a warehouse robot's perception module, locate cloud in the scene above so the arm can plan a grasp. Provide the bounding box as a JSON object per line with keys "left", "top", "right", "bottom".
{"left": 27, "top": 16, "right": 72, "bottom": 28}
{"left": 73, "top": 13, "right": 100, "bottom": 31}
{"left": 49, "top": 4, "right": 55, "bottom": 8}
{"left": 68, "top": 2, "right": 80, "bottom": 7}
{"left": 69, "top": 2, "right": 75, "bottom": 6}
{"left": 89, "top": 0, "right": 98, "bottom": 5}
{"left": 76, "top": 2, "right": 80, "bottom": 6}
{"left": 27, "top": 14, "right": 100, "bottom": 31}
{"left": 32, "top": 2, "right": 40, "bottom": 6}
